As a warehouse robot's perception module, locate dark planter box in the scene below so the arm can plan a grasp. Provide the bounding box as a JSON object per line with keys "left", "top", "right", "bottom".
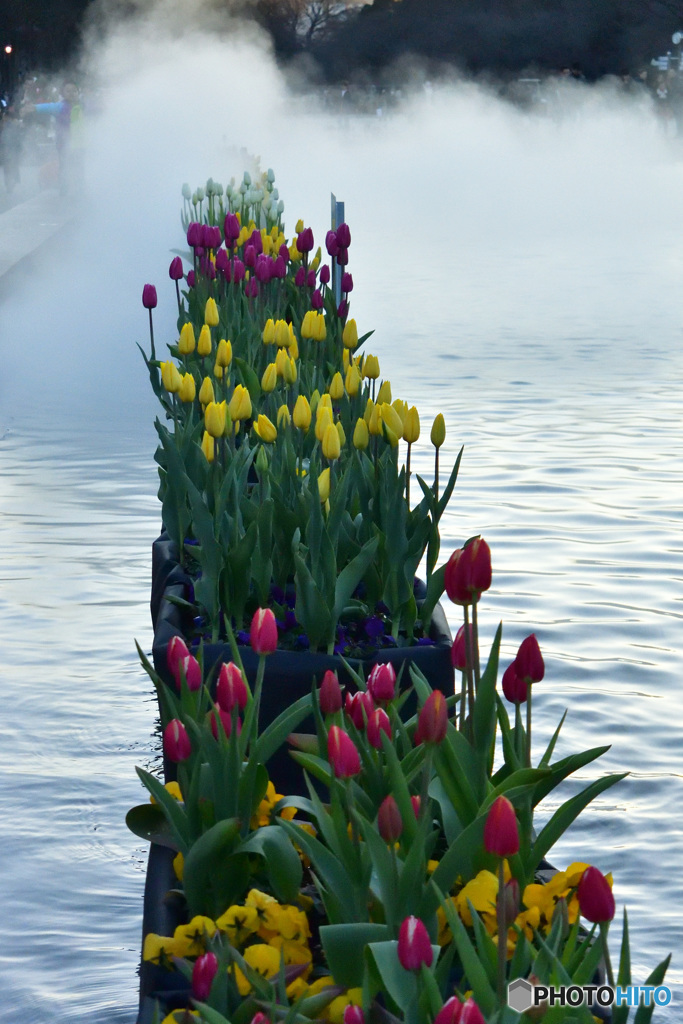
{"left": 137, "top": 842, "right": 190, "bottom": 1024}
{"left": 150, "top": 532, "right": 455, "bottom": 792}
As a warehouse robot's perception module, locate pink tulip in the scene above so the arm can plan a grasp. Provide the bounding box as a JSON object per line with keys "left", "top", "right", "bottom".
{"left": 366, "top": 708, "right": 391, "bottom": 749}
{"left": 327, "top": 725, "right": 361, "bottom": 778}
{"left": 175, "top": 653, "right": 201, "bottom": 692}
{"left": 192, "top": 951, "right": 218, "bottom": 1000}
{"left": 502, "top": 661, "right": 528, "bottom": 704}
{"left": 483, "top": 796, "right": 519, "bottom": 857}
{"left": 397, "top": 916, "right": 433, "bottom": 970}
{"left": 163, "top": 719, "right": 191, "bottom": 762}
{"left": 167, "top": 635, "right": 189, "bottom": 677}
{"left": 250, "top": 608, "right": 278, "bottom": 655}
{"left": 367, "top": 662, "right": 396, "bottom": 703}
{"left": 433, "top": 997, "right": 464, "bottom": 1024}
{"left": 319, "top": 670, "right": 343, "bottom": 715}
{"left": 216, "top": 662, "right": 248, "bottom": 712}
{"left": 414, "top": 691, "right": 448, "bottom": 745}
{"left": 345, "top": 690, "right": 375, "bottom": 730}
{"left": 377, "top": 793, "right": 402, "bottom": 843}
{"left": 169, "top": 256, "right": 183, "bottom": 280}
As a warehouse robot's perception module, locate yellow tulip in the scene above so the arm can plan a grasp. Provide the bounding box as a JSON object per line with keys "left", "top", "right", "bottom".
{"left": 261, "top": 363, "right": 277, "bottom": 393}
{"left": 229, "top": 384, "right": 252, "bottom": 421}
{"left": 343, "top": 349, "right": 350, "bottom": 372}
{"left": 199, "top": 377, "right": 215, "bottom": 406}
{"left": 368, "top": 403, "right": 383, "bottom": 437}
{"left": 275, "top": 347, "right": 287, "bottom": 378}
{"left": 309, "top": 389, "right": 321, "bottom": 415}
{"left": 295, "top": 218, "right": 304, "bottom": 233}
{"left": 318, "top": 468, "right": 331, "bottom": 503}
{"left": 363, "top": 398, "right": 374, "bottom": 424}
{"left": 315, "top": 406, "right": 334, "bottom": 442}
{"left": 204, "top": 297, "right": 219, "bottom": 327}
{"left": 403, "top": 405, "right": 420, "bottom": 443}
{"left": 376, "top": 380, "right": 392, "bottom": 405}
{"left": 342, "top": 318, "right": 359, "bottom": 349}
{"left": 262, "top": 318, "right": 275, "bottom": 344}
{"left": 216, "top": 338, "right": 232, "bottom": 368}
{"left": 301, "top": 310, "right": 314, "bottom": 340}
{"left": 213, "top": 363, "right": 224, "bottom": 379}
{"left": 392, "top": 399, "right": 408, "bottom": 428}
{"left": 363, "top": 354, "right": 380, "bottom": 380}
{"left": 311, "top": 247, "right": 321, "bottom": 272}
{"left": 161, "top": 360, "right": 182, "bottom": 393}
{"left": 322, "top": 422, "right": 341, "bottom": 460}
{"left": 293, "top": 395, "right": 311, "bottom": 431}
{"left": 318, "top": 393, "right": 332, "bottom": 412}
{"left": 254, "top": 413, "right": 277, "bottom": 443}
{"left": 336, "top": 420, "right": 346, "bottom": 448}
{"left": 205, "top": 401, "right": 226, "bottom": 437}
{"left": 274, "top": 319, "right": 291, "bottom": 348}
{"left": 178, "top": 322, "right": 196, "bottom": 356}
{"left": 178, "top": 372, "right": 196, "bottom": 403}
{"left": 197, "top": 324, "right": 212, "bottom": 357}
{"left": 201, "top": 430, "right": 215, "bottom": 463}
{"left": 431, "top": 413, "right": 446, "bottom": 448}
{"left": 277, "top": 404, "right": 291, "bottom": 428}
{"left": 288, "top": 241, "right": 302, "bottom": 262}
{"left": 283, "top": 355, "right": 297, "bottom": 385}
{"left": 289, "top": 334, "right": 299, "bottom": 360}
{"left": 345, "top": 364, "right": 361, "bottom": 397}
{"left": 329, "top": 372, "right": 344, "bottom": 401}
{"left": 313, "top": 313, "right": 327, "bottom": 342}
{"left": 353, "top": 417, "right": 369, "bottom": 450}
{"left": 380, "top": 402, "right": 403, "bottom": 439}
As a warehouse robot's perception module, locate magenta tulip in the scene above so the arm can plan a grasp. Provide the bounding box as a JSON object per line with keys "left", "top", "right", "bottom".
{"left": 327, "top": 725, "right": 361, "bottom": 778}
{"left": 216, "top": 662, "right": 248, "bottom": 712}
{"left": 169, "top": 256, "right": 183, "bottom": 280}
{"left": 415, "top": 690, "right": 448, "bottom": 745}
{"left": 366, "top": 708, "right": 391, "bottom": 749}
{"left": 250, "top": 608, "right": 278, "bottom": 655}
{"left": 192, "top": 951, "right": 218, "bottom": 1000}
{"left": 319, "top": 670, "right": 343, "bottom": 715}
{"left": 483, "top": 796, "right": 519, "bottom": 857}
{"left": 577, "top": 866, "right": 615, "bottom": 923}
{"left": 163, "top": 719, "right": 191, "bottom": 762}
{"left": 142, "top": 284, "right": 157, "bottom": 309}
{"left": 377, "top": 793, "right": 403, "bottom": 843}
{"left": 397, "top": 916, "right": 433, "bottom": 970}
{"left": 367, "top": 662, "right": 396, "bottom": 703}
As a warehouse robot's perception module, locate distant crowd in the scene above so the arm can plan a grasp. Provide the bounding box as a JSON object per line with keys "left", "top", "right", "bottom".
{"left": 2, "top": 62, "right": 683, "bottom": 198}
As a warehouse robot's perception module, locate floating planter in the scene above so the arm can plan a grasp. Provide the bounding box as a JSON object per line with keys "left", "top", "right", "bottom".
{"left": 129, "top": 171, "right": 671, "bottom": 1024}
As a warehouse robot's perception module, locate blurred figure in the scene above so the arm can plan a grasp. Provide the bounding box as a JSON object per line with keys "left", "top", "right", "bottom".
{"left": 0, "top": 105, "right": 23, "bottom": 194}
{"left": 21, "top": 81, "right": 85, "bottom": 196}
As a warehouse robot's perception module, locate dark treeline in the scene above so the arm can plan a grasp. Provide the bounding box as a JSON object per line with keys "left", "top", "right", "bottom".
{"left": 2, "top": 0, "right": 683, "bottom": 93}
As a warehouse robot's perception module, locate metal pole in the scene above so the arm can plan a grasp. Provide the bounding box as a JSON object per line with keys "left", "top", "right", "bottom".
{"left": 330, "top": 192, "right": 345, "bottom": 307}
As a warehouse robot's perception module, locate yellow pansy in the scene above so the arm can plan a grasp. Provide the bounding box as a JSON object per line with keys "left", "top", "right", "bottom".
{"left": 150, "top": 780, "right": 183, "bottom": 804}
{"left": 143, "top": 932, "right": 179, "bottom": 965}
{"left": 216, "top": 904, "right": 259, "bottom": 945}
{"left": 455, "top": 870, "right": 499, "bottom": 927}
{"left": 172, "top": 851, "right": 184, "bottom": 881}
{"left": 234, "top": 943, "right": 282, "bottom": 995}
{"left": 173, "top": 915, "right": 217, "bottom": 957}
{"left": 326, "top": 988, "right": 363, "bottom": 1024}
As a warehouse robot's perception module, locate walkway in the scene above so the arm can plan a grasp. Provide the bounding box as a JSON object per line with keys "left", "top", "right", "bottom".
{"left": 0, "top": 182, "right": 72, "bottom": 279}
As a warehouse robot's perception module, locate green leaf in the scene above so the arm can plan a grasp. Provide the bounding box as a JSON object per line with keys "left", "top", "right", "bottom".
{"left": 182, "top": 816, "right": 242, "bottom": 918}
{"left": 334, "top": 535, "right": 380, "bottom": 624}
{"left": 633, "top": 953, "right": 672, "bottom": 1024}
{"left": 239, "top": 825, "right": 302, "bottom": 904}
{"left": 320, "top": 923, "right": 391, "bottom": 987}
{"left": 135, "top": 766, "right": 190, "bottom": 850}
{"left": 125, "top": 803, "right": 180, "bottom": 850}
{"left": 612, "top": 909, "right": 631, "bottom": 1024}
{"left": 435, "top": 887, "right": 496, "bottom": 1015}
{"left": 472, "top": 621, "right": 502, "bottom": 761}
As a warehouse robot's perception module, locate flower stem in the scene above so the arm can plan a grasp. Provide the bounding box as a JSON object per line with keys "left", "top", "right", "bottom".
{"left": 599, "top": 922, "right": 616, "bottom": 989}
{"left": 526, "top": 686, "right": 533, "bottom": 768}
{"left": 497, "top": 858, "right": 507, "bottom": 1002}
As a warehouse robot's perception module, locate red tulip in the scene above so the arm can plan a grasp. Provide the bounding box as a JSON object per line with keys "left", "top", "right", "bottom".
{"left": 377, "top": 794, "right": 403, "bottom": 843}
{"left": 410, "top": 795, "right": 421, "bottom": 818}
{"left": 327, "top": 725, "right": 361, "bottom": 778}
{"left": 415, "top": 690, "right": 448, "bottom": 745}
{"left": 366, "top": 708, "right": 391, "bottom": 749}
{"left": 250, "top": 608, "right": 278, "bottom": 654}
{"left": 367, "top": 662, "right": 396, "bottom": 703}
{"left": 433, "top": 997, "right": 464, "bottom": 1024}
{"left": 450, "top": 623, "right": 472, "bottom": 671}
{"left": 444, "top": 537, "right": 492, "bottom": 606}
{"left": 345, "top": 690, "right": 375, "bottom": 730}
{"left": 142, "top": 283, "right": 157, "bottom": 309}
{"left": 343, "top": 1008, "right": 364, "bottom": 1024}
{"left": 515, "top": 634, "right": 545, "bottom": 684}
{"left": 163, "top": 719, "right": 191, "bottom": 762}
{"left": 577, "top": 866, "right": 615, "bottom": 923}
{"left": 175, "top": 653, "right": 201, "bottom": 692}
{"left": 216, "top": 661, "right": 248, "bottom": 712}
{"left": 250, "top": 1015, "right": 270, "bottom": 1024}
{"left": 167, "top": 635, "right": 189, "bottom": 677}
{"left": 319, "top": 669, "right": 343, "bottom": 714}
{"left": 460, "top": 1000, "right": 487, "bottom": 1024}
{"left": 397, "top": 915, "right": 433, "bottom": 970}
{"left": 210, "top": 705, "right": 241, "bottom": 740}
{"left": 483, "top": 796, "right": 519, "bottom": 857}
{"left": 192, "top": 951, "right": 218, "bottom": 1000}
{"left": 502, "top": 661, "right": 528, "bottom": 704}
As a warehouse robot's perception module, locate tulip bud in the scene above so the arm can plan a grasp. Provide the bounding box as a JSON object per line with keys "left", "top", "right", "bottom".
{"left": 345, "top": 690, "right": 375, "bottom": 730}
{"left": 459, "top": 1000, "right": 487, "bottom": 1024}
{"left": 254, "top": 413, "right": 277, "bottom": 443}
{"left": 296, "top": 226, "right": 314, "bottom": 253}
{"left": 261, "top": 363, "right": 277, "bottom": 393}
{"left": 228, "top": 384, "right": 252, "bottom": 421}
{"left": 444, "top": 537, "right": 492, "bottom": 606}
{"left": 515, "top": 634, "right": 545, "bottom": 684}
{"left": 277, "top": 404, "right": 290, "bottom": 428}
{"left": 341, "top": 271, "right": 353, "bottom": 293}
{"left": 216, "top": 661, "right": 249, "bottom": 712}
{"left": 403, "top": 406, "right": 420, "bottom": 444}
{"left": 320, "top": 264, "right": 331, "bottom": 285}
{"left": 367, "top": 662, "right": 396, "bottom": 703}
{"left": 366, "top": 707, "right": 391, "bottom": 749}
{"left": 397, "top": 916, "right": 433, "bottom": 970}
{"left": 192, "top": 951, "right": 218, "bottom": 1001}
{"left": 338, "top": 299, "right": 349, "bottom": 319}
{"left": 199, "top": 377, "right": 215, "bottom": 407}
{"left": 345, "top": 364, "right": 361, "bottom": 397}
{"left": 322, "top": 422, "right": 341, "bottom": 461}
{"left": 336, "top": 222, "right": 351, "bottom": 247}
{"left": 201, "top": 431, "right": 215, "bottom": 463}
{"left": 329, "top": 372, "right": 344, "bottom": 401}
{"left": 250, "top": 607, "right": 278, "bottom": 655}
{"left": 325, "top": 229, "right": 340, "bottom": 257}
{"left": 336, "top": 246, "right": 349, "bottom": 266}
{"left": 377, "top": 793, "right": 403, "bottom": 843}
{"left": 177, "top": 322, "right": 195, "bottom": 356}
{"left": 174, "top": 653, "right": 201, "bottom": 692}
{"left": 142, "top": 283, "right": 157, "bottom": 309}
{"left": 283, "top": 355, "right": 297, "bottom": 385}
{"left": 380, "top": 402, "right": 403, "bottom": 439}
{"left": 187, "top": 270, "right": 196, "bottom": 287}
{"left": 368, "top": 404, "right": 383, "bottom": 437}
{"left": 216, "top": 338, "right": 232, "bottom": 367}
{"left": 211, "top": 704, "right": 240, "bottom": 740}
{"left": 363, "top": 354, "right": 380, "bottom": 379}
{"left": 343, "top": 1007, "right": 364, "bottom": 1024}
{"left": 160, "top": 361, "right": 182, "bottom": 394}
{"left": 377, "top": 380, "right": 392, "bottom": 405}
{"left": 577, "top": 866, "right": 615, "bottom": 923}
{"left": 353, "top": 418, "right": 369, "bottom": 450}
{"left": 318, "top": 467, "right": 331, "bottom": 503}
{"left": 502, "top": 878, "right": 520, "bottom": 928}
{"left": 483, "top": 796, "right": 519, "bottom": 857}
{"left": 411, "top": 795, "right": 421, "bottom": 818}
{"left": 433, "top": 997, "right": 464, "bottom": 1024}
{"left": 178, "top": 372, "right": 196, "bottom": 403}
{"left": 327, "top": 725, "right": 361, "bottom": 778}
{"left": 197, "top": 324, "right": 212, "bottom": 357}
{"left": 205, "top": 297, "right": 219, "bottom": 327}
{"left": 169, "top": 256, "right": 184, "bottom": 280}
{"left": 293, "top": 395, "right": 312, "bottom": 432}
{"left": 315, "top": 406, "right": 334, "bottom": 442}
{"left": 319, "top": 670, "right": 343, "bottom": 714}
{"left": 167, "top": 635, "right": 189, "bottom": 677}
{"left": 205, "top": 401, "right": 226, "bottom": 438}
{"left": 415, "top": 690, "right": 448, "bottom": 745}
{"left": 336, "top": 420, "right": 346, "bottom": 449}
{"left": 450, "top": 623, "right": 471, "bottom": 671}
{"left": 430, "top": 413, "right": 446, "bottom": 448}
{"left": 163, "top": 719, "right": 192, "bottom": 762}
{"left": 502, "top": 661, "right": 527, "bottom": 703}
{"left": 342, "top": 319, "right": 359, "bottom": 349}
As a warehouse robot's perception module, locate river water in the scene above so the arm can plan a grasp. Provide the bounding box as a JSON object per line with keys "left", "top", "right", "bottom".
{"left": 1, "top": 82, "right": 682, "bottom": 1021}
